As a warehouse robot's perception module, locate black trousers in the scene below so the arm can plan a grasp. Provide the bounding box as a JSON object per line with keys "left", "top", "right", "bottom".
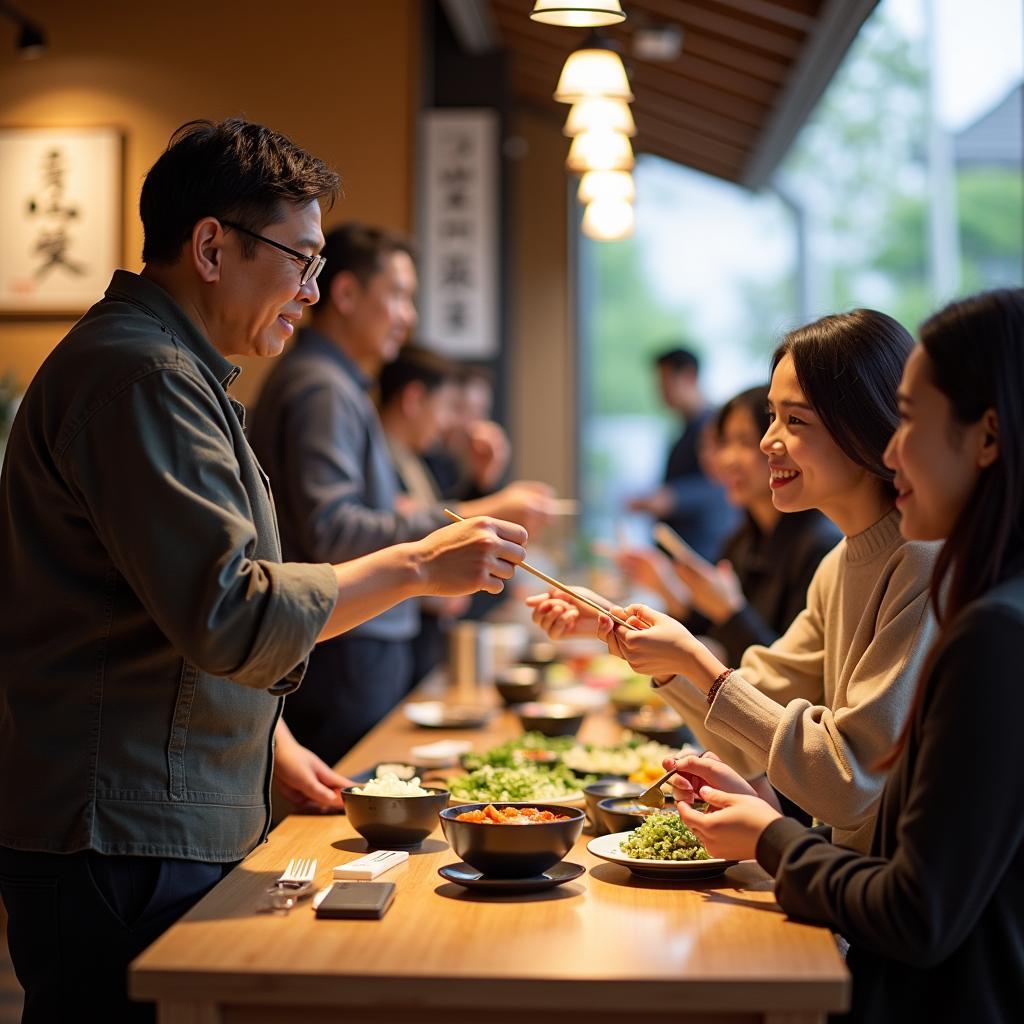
{"left": 284, "top": 634, "right": 413, "bottom": 766}
{"left": 0, "top": 846, "right": 233, "bottom": 1024}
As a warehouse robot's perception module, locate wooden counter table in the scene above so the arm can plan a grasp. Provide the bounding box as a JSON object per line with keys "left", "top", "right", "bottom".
{"left": 131, "top": 679, "right": 850, "bottom": 1023}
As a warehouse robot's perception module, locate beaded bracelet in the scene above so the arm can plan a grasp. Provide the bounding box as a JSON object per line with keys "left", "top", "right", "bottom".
{"left": 706, "top": 667, "right": 734, "bottom": 706}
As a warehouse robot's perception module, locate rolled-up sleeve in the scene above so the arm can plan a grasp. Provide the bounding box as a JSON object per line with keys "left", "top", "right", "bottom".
{"left": 62, "top": 366, "right": 337, "bottom": 690}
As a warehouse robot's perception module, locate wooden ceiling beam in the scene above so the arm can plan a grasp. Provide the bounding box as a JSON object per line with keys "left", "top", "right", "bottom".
{"left": 634, "top": 140, "right": 744, "bottom": 182}
{"left": 626, "top": 0, "right": 803, "bottom": 59}
{"left": 496, "top": 20, "right": 781, "bottom": 106}
{"left": 511, "top": 62, "right": 762, "bottom": 147}
{"left": 489, "top": 7, "right": 791, "bottom": 85}
{"left": 708, "top": 0, "right": 818, "bottom": 34}
{"left": 631, "top": 111, "right": 751, "bottom": 167}
{"left": 741, "top": 0, "right": 878, "bottom": 187}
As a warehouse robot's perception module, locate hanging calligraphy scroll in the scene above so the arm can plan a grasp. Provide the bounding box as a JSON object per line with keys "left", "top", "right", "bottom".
{"left": 419, "top": 109, "right": 499, "bottom": 358}
{"left": 0, "top": 127, "right": 122, "bottom": 316}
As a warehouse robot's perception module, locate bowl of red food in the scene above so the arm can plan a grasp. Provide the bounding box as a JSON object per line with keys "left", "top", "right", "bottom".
{"left": 439, "top": 802, "right": 585, "bottom": 877}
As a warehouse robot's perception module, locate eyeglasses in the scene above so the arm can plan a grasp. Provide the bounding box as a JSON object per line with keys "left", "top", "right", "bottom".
{"left": 220, "top": 219, "right": 326, "bottom": 286}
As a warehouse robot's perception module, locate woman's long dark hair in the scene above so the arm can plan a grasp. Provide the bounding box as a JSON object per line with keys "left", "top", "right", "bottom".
{"left": 920, "top": 288, "right": 1024, "bottom": 626}
{"left": 772, "top": 310, "right": 915, "bottom": 499}
{"left": 880, "top": 288, "right": 1024, "bottom": 768}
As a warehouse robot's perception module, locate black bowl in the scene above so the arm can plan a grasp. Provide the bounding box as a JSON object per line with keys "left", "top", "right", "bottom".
{"left": 519, "top": 641, "right": 559, "bottom": 669}
{"left": 515, "top": 702, "right": 586, "bottom": 737}
{"left": 583, "top": 781, "right": 646, "bottom": 834}
{"left": 597, "top": 796, "right": 674, "bottom": 834}
{"left": 342, "top": 786, "right": 449, "bottom": 849}
{"left": 439, "top": 803, "right": 585, "bottom": 877}
{"left": 494, "top": 666, "right": 545, "bottom": 706}
{"left": 617, "top": 708, "right": 695, "bottom": 748}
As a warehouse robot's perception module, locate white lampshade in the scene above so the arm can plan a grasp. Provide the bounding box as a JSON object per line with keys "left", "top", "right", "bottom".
{"left": 563, "top": 97, "right": 636, "bottom": 137}
{"left": 531, "top": 1, "right": 625, "bottom": 27}
{"left": 554, "top": 47, "right": 633, "bottom": 103}
{"left": 578, "top": 170, "right": 635, "bottom": 204}
{"left": 566, "top": 129, "right": 635, "bottom": 173}
{"left": 582, "top": 199, "right": 635, "bottom": 240}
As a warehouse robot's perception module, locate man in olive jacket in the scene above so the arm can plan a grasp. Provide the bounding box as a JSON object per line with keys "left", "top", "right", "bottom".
{"left": 0, "top": 119, "right": 526, "bottom": 1024}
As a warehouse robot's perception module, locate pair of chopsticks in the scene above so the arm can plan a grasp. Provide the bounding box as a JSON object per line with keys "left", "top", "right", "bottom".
{"left": 442, "top": 508, "right": 638, "bottom": 630}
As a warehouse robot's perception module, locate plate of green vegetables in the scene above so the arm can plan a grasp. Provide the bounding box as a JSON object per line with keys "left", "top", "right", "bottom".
{"left": 587, "top": 812, "right": 736, "bottom": 879}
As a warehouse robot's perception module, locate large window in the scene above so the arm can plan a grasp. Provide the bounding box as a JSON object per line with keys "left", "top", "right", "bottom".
{"left": 578, "top": 0, "right": 1024, "bottom": 547}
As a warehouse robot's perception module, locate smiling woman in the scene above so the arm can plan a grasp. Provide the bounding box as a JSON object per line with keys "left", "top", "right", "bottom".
{"left": 531, "top": 307, "right": 941, "bottom": 854}
{"left": 763, "top": 309, "right": 909, "bottom": 536}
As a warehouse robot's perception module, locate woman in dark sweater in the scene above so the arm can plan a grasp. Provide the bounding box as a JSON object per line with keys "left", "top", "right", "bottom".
{"left": 619, "top": 386, "right": 841, "bottom": 667}
{"left": 669, "top": 288, "right": 1024, "bottom": 1023}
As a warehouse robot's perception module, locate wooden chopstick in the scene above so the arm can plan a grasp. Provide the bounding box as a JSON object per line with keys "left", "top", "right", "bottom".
{"left": 442, "top": 508, "right": 638, "bottom": 630}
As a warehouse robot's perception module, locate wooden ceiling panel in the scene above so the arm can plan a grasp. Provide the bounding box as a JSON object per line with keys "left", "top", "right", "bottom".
{"left": 488, "top": 0, "right": 880, "bottom": 187}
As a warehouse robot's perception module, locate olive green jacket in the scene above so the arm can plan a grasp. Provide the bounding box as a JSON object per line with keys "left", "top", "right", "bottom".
{"left": 0, "top": 271, "right": 337, "bottom": 861}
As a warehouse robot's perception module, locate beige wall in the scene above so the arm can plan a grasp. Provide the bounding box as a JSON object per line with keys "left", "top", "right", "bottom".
{"left": 0, "top": 0, "right": 419, "bottom": 405}
{"left": 509, "top": 108, "right": 574, "bottom": 497}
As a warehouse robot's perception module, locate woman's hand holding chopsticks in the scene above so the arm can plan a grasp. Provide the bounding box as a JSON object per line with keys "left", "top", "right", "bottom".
{"left": 597, "top": 604, "right": 729, "bottom": 691}
{"left": 526, "top": 586, "right": 611, "bottom": 639}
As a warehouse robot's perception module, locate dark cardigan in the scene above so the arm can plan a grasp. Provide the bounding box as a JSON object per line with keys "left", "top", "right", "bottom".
{"left": 757, "top": 572, "right": 1024, "bottom": 1023}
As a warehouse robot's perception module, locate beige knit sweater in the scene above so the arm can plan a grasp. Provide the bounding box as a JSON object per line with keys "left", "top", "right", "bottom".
{"left": 658, "top": 509, "right": 939, "bottom": 853}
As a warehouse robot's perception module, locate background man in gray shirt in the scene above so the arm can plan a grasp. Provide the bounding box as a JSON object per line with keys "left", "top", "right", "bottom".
{"left": 251, "top": 223, "right": 552, "bottom": 764}
{"left": 0, "top": 119, "right": 526, "bottom": 1024}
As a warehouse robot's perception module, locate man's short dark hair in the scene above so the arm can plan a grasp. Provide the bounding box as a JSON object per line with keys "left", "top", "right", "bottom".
{"left": 317, "top": 222, "right": 417, "bottom": 301}
{"left": 140, "top": 118, "right": 340, "bottom": 264}
{"left": 379, "top": 344, "right": 457, "bottom": 408}
{"left": 655, "top": 346, "right": 700, "bottom": 374}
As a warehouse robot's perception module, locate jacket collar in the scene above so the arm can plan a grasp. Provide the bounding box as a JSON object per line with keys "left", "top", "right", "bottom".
{"left": 104, "top": 270, "right": 240, "bottom": 390}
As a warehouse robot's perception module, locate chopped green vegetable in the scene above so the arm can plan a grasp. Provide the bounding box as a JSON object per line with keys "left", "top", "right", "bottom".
{"left": 460, "top": 732, "right": 574, "bottom": 772}
{"left": 620, "top": 811, "right": 710, "bottom": 861}
{"left": 448, "top": 763, "right": 582, "bottom": 802}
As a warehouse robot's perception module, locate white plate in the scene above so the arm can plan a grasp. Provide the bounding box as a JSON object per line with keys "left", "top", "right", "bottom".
{"left": 403, "top": 702, "right": 493, "bottom": 729}
{"left": 587, "top": 832, "right": 735, "bottom": 879}
{"left": 409, "top": 739, "right": 473, "bottom": 767}
{"left": 543, "top": 684, "right": 608, "bottom": 709}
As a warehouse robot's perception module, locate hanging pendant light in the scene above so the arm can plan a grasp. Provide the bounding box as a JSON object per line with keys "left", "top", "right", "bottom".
{"left": 563, "top": 97, "right": 635, "bottom": 137}
{"left": 582, "top": 199, "right": 635, "bottom": 240}
{"left": 554, "top": 44, "right": 633, "bottom": 103}
{"left": 578, "top": 170, "right": 635, "bottom": 204}
{"left": 566, "top": 130, "right": 634, "bottom": 173}
{"left": 530, "top": 1, "right": 626, "bottom": 28}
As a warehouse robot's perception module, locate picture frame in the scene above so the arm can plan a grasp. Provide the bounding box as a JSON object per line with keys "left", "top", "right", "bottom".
{"left": 419, "top": 109, "right": 499, "bottom": 359}
{"left": 0, "top": 126, "right": 123, "bottom": 317}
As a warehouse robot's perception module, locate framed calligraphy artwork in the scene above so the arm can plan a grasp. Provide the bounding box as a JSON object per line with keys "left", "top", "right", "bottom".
{"left": 0, "top": 126, "right": 122, "bottom": 316}
{"left": 419, "top": 109, "right": 499, "bottom": 358}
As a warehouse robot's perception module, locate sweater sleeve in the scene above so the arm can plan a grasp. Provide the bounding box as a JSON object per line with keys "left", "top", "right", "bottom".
{"left": 652, "top": 675, "right": 771, "bottom": 781}
{"left": 656, "top": 550, "right": 831, "bottom": 779}
{"left": 757, "top": 604, "right": 1024, "bottom": 968}
{"left": 707, "top": 544, "right": 934, "bottom": 835}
